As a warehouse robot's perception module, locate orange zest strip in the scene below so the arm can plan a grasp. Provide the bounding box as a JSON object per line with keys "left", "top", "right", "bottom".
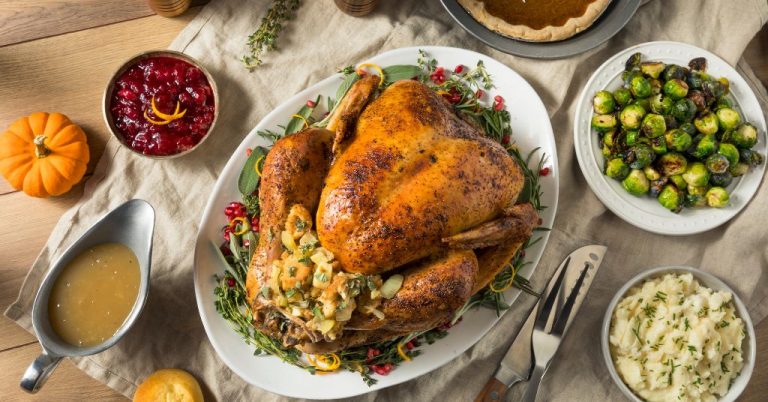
{"left": 143, "top": 109, "right": 173, "bottom": 125}
{"left": 148, "top": 96, "right": 188, "bottom": 124}
{"left": 254, "top": 155, "right": 265, "bottom": 177}
{"left": 307, "top": 353, "right": 341, "bottom": 372}
{"left": 291, "top": 114, "right": 309, "bottom": 129}
{"left": 489, "top": 267, "right": 517, "bottom": 293}
{"left": 230, "top": 217, "right": 250, "bottom": 235}
{"left": 356, "top": 63, "right": 385, "bottom": 87}
{"left": 397, "top": 342, "right": 411, "bottom": 362}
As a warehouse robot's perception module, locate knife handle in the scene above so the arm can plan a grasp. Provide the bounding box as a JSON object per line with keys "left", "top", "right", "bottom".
{"left": 474, "top": 377, "right": 508, "bottom": 402}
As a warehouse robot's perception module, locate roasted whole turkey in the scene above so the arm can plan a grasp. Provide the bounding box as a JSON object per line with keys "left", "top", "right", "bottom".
{"left": 245, "top": 76, "right": 539, "bottom": 353}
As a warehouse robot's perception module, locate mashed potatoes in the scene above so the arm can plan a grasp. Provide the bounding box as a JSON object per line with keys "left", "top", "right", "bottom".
{"left": 609, "top": 273, "right": 745, "bottom": 402}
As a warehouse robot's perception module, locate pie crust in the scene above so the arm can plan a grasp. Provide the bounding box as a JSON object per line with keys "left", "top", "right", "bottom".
{"left": 458, "top": 0, "right": 613, "bottom": 42}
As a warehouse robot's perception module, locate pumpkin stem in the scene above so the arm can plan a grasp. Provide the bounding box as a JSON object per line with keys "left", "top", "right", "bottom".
{"left": 34, "top": 135, "right": 50, "bottom": 158}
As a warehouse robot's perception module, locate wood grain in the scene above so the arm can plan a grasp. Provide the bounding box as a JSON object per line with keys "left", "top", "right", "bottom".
{"left": 0, "top": 0, "right": 208, "bottom": 47}
{"left": 474, "top": 376, "right": 508, "bottom": 402}
{"left": 0, "top": 4, "right": 764, "bottom": 402}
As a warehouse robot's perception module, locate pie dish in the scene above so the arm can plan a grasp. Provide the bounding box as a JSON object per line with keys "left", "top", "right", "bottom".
{"left": 458, "top": 0, "right": 612, "bottom": 42}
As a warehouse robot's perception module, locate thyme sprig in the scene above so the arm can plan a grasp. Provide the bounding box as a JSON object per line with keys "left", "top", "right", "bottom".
{"left": 242, "top": 0, "right": 302, "bottom": 69}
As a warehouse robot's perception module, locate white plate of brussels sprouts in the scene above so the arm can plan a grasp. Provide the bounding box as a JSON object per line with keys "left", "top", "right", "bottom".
{"left": 574, "top": 41, "right": 767, "bottom": 235}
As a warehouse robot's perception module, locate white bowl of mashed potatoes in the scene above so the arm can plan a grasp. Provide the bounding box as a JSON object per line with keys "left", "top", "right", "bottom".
{"left": 601, "top": 266, "right": 755, "bottom": 402}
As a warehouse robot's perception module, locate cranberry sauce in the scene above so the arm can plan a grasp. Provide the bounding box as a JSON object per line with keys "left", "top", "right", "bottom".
{"left": 110, "top": 56, "right": 215, "bottom": 156}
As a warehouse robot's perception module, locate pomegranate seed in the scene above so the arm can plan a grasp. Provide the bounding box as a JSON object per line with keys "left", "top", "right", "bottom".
{"left": 406, "top": 341, "right": 414, "bottom": 350}
{"left": 539, "top": 166, "right": 551, "bottom": 176}
{"left": 430, "top": 72, "right": 446, "bottom": 85}
{"left": 223, "top": 226, "right": 233, "bottom": 242}
{"left": 242, "top": 238, "right": 250, "bottom": 248}
{"left": 367, "top": 347, "right": 381, "bottom": 362}
{"left": 435, "top": 66, "right": 444, "bottom": 74}
{"left": 306, "top": 100, "right": 316, "bottom": 108}
{"left": 226, "top": 277, "right": 236, "bottom": 287}
{"left": 219, "top": 242, "right": 232, "bottom": 256}
{"left": 494, "top": 95, "right": 504, "bottom": 102}
{"left": 494, "top": 101, "right": 504, "bottom": 111}
{"left": 251, "top": 216, "right": 260, "bottom": 232}
{"left": 475, "top": 89, "right": 484, "bottom": 99}
{"left": 454, "top": 65, "right": 464, "bottom": 74}
{"left": 246, "top": 148, "right": 252, "bottom": 156}
{"left": 502, "top": 134, "right": 511, "bottom": 145}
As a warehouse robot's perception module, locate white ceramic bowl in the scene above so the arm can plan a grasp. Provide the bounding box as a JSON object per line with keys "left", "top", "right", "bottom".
{"left": 601, "top": 266, "right": 756, "bottom": 402}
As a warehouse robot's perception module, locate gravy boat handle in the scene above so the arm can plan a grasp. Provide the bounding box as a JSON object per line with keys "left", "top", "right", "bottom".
{"left": 20, "top": 352, "right": 62, "bottom": 393}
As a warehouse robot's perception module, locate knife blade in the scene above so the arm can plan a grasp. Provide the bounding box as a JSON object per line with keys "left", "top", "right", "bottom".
{"left": 473, "top": 245, "right": 607, "bottom": 402}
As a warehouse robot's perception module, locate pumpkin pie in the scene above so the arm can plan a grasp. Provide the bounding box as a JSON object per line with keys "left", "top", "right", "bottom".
{"left": 458, "top": 0, "right": 612, "bottom": 42}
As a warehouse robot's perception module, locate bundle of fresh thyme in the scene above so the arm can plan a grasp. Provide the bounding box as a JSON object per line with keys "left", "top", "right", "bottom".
{"left": 242, "top": 0, "right": 302, "bottom": 69}
{"left": 214, "top": 50, "right": 548, "bottom": 385}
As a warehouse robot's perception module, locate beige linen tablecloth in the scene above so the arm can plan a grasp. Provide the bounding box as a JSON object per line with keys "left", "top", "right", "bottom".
{"left": 7, "top": 0, "right": 768, "bottom": 400}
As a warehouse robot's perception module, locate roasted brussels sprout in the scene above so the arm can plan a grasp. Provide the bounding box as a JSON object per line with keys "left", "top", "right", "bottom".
{"left": 650, "top": 94, "right": 673, "bottom": 115}
{"left": 688, "top": 57, "right": 707, "bottom": 72}
{"left": 664, "top": 114, "right": 679, "bottom": 130}
{"left": 732, "top": 123, "right": 758, "bottom": 149}
{"left": 613, "top": 88, "right": 633, "bottom": 107}
{"left": 630, "top": 75, "right": 652, "bottom": 98}
{"left": 622, "top": 169, "right": 650, "bottom": 196}
{"left": 644, "top": 165, "right": 662, "bottom": 181}
{"left": 716, "top": 107, "right": 741, "bottom": 131}
{"left": 740, "top": 149, "right": 764, "bottom": 166}
{"left": 706, "top": 187, "right": 729, "bottom": 208}
{"left": 619, "top": 104, "right": 646, "bottom": 129}
{"left": 715, "top": 96, "right": 732, "bottom": 110}
{"left": 593, "top": 90, "right": 616, "bottom": 114}
{"left": 663, "top": 64, "right": 688, "bottom": 82}
{"left": 705, "top": 153, "right": 730, "bottom": 174}
{"left": 651, "top": 136, "right": 667, "bottom": 154}
{"left": 632, "top": 98, "right": 651, "bottom": 113}
{"left": 703, "top": 79, "right": 727, "bottom": 100}
{"left": 650, "top": 79, "right": 663, "bottom": 95}
{"left": 672, "top": 98, "right": 696, "bottom": 122}
{"left": 601, "top": 143, "right": 612, "bottom": 158}
{"left": 602, "top": 130, "right": 616, "bottom": 148}
{"left": 685, "top": 185, "right": 708, "bottom": 207}
{"left": 687, "top": 71, "right": 707, "bottom": 91}
{"left": 717, "top": 143, "right": 740, "bottom": 166}
{"left": 690, "top": 134, "right": 717, "bottom": 159}
{"left": 665, "top": 129, "right": 693, "bottom": 152}
{"left": 664, "top": 79, "right": 689, "bottom": 100}
{"left": 729, "top": 162, "right": 749, "bottom": 177}
{"left": 710, "top": 172, "right": 733, "bottom": 187}
{"left": 625, "top": 130, "right": 640, "bottom": 146}
{"left": 625, "top": 52, "right": 642, "bottom": 71}
{"left": 592, "top": 114, "right": 617, "bottom": 133}
{"left": 670, "top": 174, "right": 688, "bottom": 190}
{"left": 658, "top": 152, "right": 688, "bottom": 176}
{"left": 641, "top": 61, "right": 666, "bottom": 79}
{"left": 625, "top": 144, "right": 655, "bottom": 169}
{"left": 683, "top": 162, "right": 711, "bottom": 187}
{"left": 687, "top": 90, "right": 707, "bottom": 112}
{"left": 658, "top": 185, "right": 683, "bottom": 212}
{"left": 679, "top": 122, "right": 697, "bottom": 135}
{"left": 605, "top": 158, "right": 630, "bottom": 180}
{"left": 694, "top": 112, "right": 719, "bottom": 135}
{"left": 641, "top": 113, "right": 666, "bottom": 138}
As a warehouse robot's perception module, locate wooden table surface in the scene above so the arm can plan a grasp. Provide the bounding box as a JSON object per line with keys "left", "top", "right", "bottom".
{"left": 0, "top": 2, "right": 766, "bottom": 401}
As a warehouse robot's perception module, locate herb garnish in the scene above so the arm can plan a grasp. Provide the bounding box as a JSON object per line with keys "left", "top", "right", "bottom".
{"left": 242, "top": 0, "right": 302, "bottom": 69}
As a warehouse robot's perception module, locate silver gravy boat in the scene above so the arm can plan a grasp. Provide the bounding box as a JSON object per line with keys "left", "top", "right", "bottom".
{"left": 20, "top": 199, "right": 155, "bottom": 393}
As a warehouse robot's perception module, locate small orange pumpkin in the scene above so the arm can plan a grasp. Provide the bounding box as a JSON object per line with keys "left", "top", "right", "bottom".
{"left": 0, "top": 112, "right": 90, "bottom": 197}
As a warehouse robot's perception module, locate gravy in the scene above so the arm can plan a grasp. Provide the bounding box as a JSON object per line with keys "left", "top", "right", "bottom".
{"left": 48, "top": 243, "right": 140, "bottom": 347}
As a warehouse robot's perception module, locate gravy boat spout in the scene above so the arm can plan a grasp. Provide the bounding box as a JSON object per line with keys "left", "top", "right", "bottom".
{"left": 21, "top": 199, "right": 155, "bottom": 393}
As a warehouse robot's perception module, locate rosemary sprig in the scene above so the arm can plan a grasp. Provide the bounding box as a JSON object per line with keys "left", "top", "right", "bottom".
{"left": 242, "top": 0, "right": 302, "bottom": 69}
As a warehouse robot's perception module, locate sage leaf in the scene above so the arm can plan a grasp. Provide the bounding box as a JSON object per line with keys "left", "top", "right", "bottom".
{"left": 382, "top": 65, "right": 423, "bottom": 84}
{"left": 284, "top": 94, "right": 321, "bottom": 135}
{"left": 238, "top": 146, "right": 268, "bottom": 196}
{"left": 335, "top": 72, "right": 361, "bottom": 104}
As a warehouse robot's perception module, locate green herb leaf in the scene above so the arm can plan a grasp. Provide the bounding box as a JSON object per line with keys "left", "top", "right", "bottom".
{"left": 382, "top": 65, "right": 423, "bottom": 85}
{"left": 335, "top": 72, "right": 361, "bottom": 105}
{"left": 284, "top": 94, "right": 320, "bottom": 135}
{"left": 238, "top": 146, "right": 268, "bottom": 196}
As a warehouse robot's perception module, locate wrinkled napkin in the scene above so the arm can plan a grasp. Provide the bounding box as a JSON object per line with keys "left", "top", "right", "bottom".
{"left": 7, "top": 0, "right": 768, "bottom": 400}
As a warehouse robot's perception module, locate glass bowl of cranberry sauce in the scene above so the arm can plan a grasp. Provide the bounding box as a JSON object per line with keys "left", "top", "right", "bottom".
{"left": 103, "top": 50, "right": 218, "bottom": 158}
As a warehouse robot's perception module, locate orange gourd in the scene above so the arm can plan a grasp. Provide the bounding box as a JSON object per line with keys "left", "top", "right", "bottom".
{"left": 0, "top": 112, "right": 90, "bottom": 197}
